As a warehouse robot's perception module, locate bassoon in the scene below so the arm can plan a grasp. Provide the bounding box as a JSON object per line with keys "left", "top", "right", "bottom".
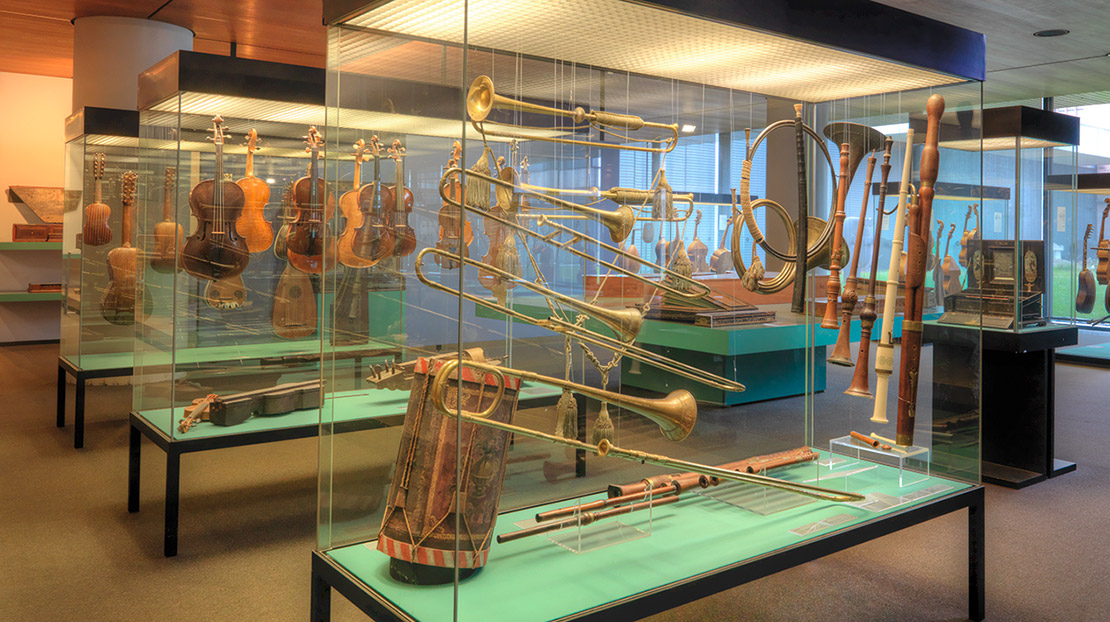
{"left": 895, "top": 94, "right": 945, "bottom": 446}
{"left": 821, "top": 143, "right": 851, "bottom": 329}
{"left": 846, "top": 137, "right": 894, "bottom": 397}
{"left": 828, "top": 153, "right": 876, "bottom": 365}
{"left": 871, "top": 130, "right": 915, "bottom": 424}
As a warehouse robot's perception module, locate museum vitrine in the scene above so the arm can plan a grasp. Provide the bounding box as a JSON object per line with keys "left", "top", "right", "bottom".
{"left": 61, "top": 106, "right": 140, "bottom": 369}
{"left": 314, "top": 2, "right": 987, "bottom": 620}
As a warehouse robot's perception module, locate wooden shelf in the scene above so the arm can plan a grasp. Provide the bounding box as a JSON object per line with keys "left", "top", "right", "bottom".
{"left": 0, "top": 241, "right": 62, "bottom": 251}
{"left": 0, "top": 291, "right": 64, "bottom": 302}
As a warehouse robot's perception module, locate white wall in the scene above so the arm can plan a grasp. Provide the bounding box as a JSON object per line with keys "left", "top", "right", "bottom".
{"left": 0, "top": 71, "right": 73, "bottom": 343}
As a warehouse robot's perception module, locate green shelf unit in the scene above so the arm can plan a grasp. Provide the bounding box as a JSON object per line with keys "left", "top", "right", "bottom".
{"left": 0, "top": 241, "right": 62, "bottom": 251}
{"left": 0, "top": 291, "right": 64, "bottom": 302}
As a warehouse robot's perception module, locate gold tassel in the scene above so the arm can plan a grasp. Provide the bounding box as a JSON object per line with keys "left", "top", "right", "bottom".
{"left": 591, "top": 402, "right": 615, "bottom": 444}
{"left": 465, "top": 147, "right": 493, "bottom": 211}
{"left": 555, "top": 389, "right": 578, "bottom": 440}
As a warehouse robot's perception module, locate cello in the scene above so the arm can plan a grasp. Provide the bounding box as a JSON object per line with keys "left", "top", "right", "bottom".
{"left": 337, "top": 140, "right": 377, "bottom": 268}
{"left": 434, "top": 142, "right": 474, "bottom": 269}
{"left": 82, "top": 152, "right": 111, "bottom": 246}
{"left": 182, "top": 116, "right": 250, "bottom": 281}
{"left": 100, "top": 171, "right": 152, "bottom": 325}
{"left": 235, "top": 129, "right": 274, "bottom": 253}
{"left": 287, "top": 127, "right": 337, "bottom": 274}
{"left": 389, "top": 139, "right": 417, "bottom": 258}
{"left": 350, "top": 135, "right": 394, "bottom": 263}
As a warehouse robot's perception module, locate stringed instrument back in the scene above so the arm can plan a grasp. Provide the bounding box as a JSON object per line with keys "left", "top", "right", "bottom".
{"left": 1097, "top": 200, "right": 1110, "bottom": 284}
{"left": 235, "top": 129, "right": 274, "bottom": 253}
{"left": 390, "top": 139, "right": 417, "bottom": 258}
{"left": 287, "top": 127, "right": 337, "bottom": 274}
{"left": 100, "top": 171, "right": 152, "bottom": 325}
{"left": 337, "top": 140, "right": 377, "bottom": 268}
{"left": 1077, "top": 224, "right": 1096, "bottom": 314}
{"left": 150, "top": 166, "right": 183, "bottom": 274}
{"left": 182, "top": 116, "right": 250, "bottom": 281}
{"left": 957, "top": 203, "right": 978, "bottom": 267}
{"left": 82, "top": 153, "right": 112, "bottom": 246}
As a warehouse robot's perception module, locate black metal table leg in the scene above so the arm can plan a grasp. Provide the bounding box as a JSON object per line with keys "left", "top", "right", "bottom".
{"left": 74, "top": 375, "right": 86, "bottom": 449}
{"left": 311, "top": 566, "right": 332, "bottom": 622}
{"left": 56, "top": 365, "right": 66, "bottom": 428}
{"left": 164, "top": 449, "right": 180, "bottom": 557}
{"left": 969, "top": 487, "right": 985, "bottom": 621}
{"left": 128, "top": 423, "right": 141, "bottom": 513}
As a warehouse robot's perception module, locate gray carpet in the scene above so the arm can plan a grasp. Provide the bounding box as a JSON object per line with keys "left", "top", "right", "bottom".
{"left": 0, "top": 341, "right": 1104, "bottom": 621}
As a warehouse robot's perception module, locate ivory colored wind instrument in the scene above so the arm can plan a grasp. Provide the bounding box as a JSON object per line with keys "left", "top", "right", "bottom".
{"left": 871, "top": 130, "right": 915, "bottom": 424}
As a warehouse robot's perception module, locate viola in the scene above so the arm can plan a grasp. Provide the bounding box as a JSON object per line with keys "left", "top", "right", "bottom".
{"left": 337, "top": 140, "right": 377, "bottom": 268}
{"left": 350, "top": 135, "right": 394, "bottom": 262}
{"left": 435, "top": 141, "right": 473, "bottom": 270}
{"left": 235, "top": 129, "right": 274, "bottom": 253}
{"left": 182, "top": 115, "right": 250, "bottom": 281}
{"left": 100, "top": 171, "right": 152, "bottom": 325}
{"left": 82, "top": 152, "right": 111, "bottom": 246}
{"left": 389, "top": 139, "right": 417, "bottom": 257}
{"left": 1097, "top": 200, "right": 1110, "bottom": 284}
{"left": 287, "top": 126, "right": 337, "bottom": 274}
{"left": 150, "top": 166, "right": 183, "bottom": 274}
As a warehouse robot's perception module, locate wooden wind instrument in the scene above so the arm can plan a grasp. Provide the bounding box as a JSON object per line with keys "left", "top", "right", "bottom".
{"left": 896, "top": 94, "right": 945, "bottom": 446}
{"left": 821, "top": 143, "right": 851, "bottom": 329}
{"left": 828, "top": 154, "right": 877, "bottom": 366}
{"left": 846, "top": 137, "right": 894, "bottom": 397}
{"left": 606, "top": 446, "right": 819, "bottom": 498}
{"left": 871, "top": 129, "right": 915, "bottom": 424}
{"left": 791, "top": 103, "right": 809, "bottom": 314}
{"left": 497, "top": 494, "right": 682, "bottom": 544}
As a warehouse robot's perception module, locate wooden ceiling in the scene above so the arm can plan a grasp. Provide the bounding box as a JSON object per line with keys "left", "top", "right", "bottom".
{"left": 1, "top": 0, "right": 1109, "bottom": 106}
{"left": 0, "top": 0, "right": 326, "bottom": 78}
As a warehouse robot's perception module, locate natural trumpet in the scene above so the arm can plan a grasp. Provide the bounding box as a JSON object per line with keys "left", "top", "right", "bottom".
{"left": 467, "top": 75, "right": 679, "bottom": 154}
{"left": 431, "top": 359, "right": 862, "bottom": 504}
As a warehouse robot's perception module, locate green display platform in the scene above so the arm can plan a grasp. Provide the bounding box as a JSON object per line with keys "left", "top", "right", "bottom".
{"left": 325, "top": 455, "right": 970, "bottom": 622}
{"left": 1058, "top": 342, "right": 1110, "bottom": 366}
{"left": 0, "top": 291, "right": 63, "bottom": 302}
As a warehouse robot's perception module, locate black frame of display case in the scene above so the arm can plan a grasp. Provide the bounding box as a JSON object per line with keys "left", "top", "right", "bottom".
{"left": 57, "top": 356, "right": 132, "bottom": 449}
{"left": 310, "top": 486, "right": 985, "bottom": 622}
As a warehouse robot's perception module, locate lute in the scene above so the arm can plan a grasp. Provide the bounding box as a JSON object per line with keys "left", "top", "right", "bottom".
{"left": 235, "top": 129, "right": 274, "bottom": 253}
{"left": 150, "top": 166, "right": 183, "bottom": 273}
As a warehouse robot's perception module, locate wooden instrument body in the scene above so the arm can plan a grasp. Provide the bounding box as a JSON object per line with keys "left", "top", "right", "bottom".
{"left": 337, "top": 140, "right": 377, "bottom": 268}
{"left": 435, "top": 172, "right": 472, "bottom": 269}
{"left": 273, "top": 183, "right": 294, "bottom": 261}
{"left": 100, "top": 171, "right": 151, "bottom": 325}
{"left": 709, "top": 212, "right": 734, "bottom": 274}
{"left": 821, "top": 143, "right": 851, "bottom": 329}
{"left": 957, "top": 203, "right": 978, "bottom": 267}
{"left": 150, "top": 166, "right": 182, "bottom": 274}
{"left": 272, "top": 263, "right": 317, "bottom": 339}
{"left": 286, "top": 175, "right": 337, "bottom": 274}
{"left": 390, "top": 140, "right": 417, "bottom": 258}
{"left": 351, "top": 138, "right": 395, "bottom": 263}
{"left": 210, "top": 380, "right": 323, "bottom": 426}
{"left": 234, "top": 129, "right": 274, "bottom": 253}
{"left": 378, "top": 357, "right": 520, "bottom": 584}
{"left": 941, "top": 224, "right": 961, "bottom": 297}
{"left": 688, "top": 210, "right": 709, "bottom": 272}
{"left": 1077, "top": 223, "right": 1096, "bottom": 314}
{"left": 82, "top": 153, "right": 112, "bottom": 246}
{"left": 1097, "top": 202, "right": 1110, "bottom": 284}
{"left": 204, "top": 275, "right": 247, "bottom": 310}
{"left": 182, "top": 179, "right": 251, "bottom": 280}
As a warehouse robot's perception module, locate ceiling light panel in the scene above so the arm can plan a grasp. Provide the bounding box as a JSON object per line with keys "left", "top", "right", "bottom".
{"left": 342, "top": 0, "right": 967, "bottom": 102}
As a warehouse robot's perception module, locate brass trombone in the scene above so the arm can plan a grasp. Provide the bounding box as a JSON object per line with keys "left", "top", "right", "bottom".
{"left": 467, "top": 75, "right": 679, "bottom": 154}
{"left": 431, "top": 358, "right": 863, "bottom": 503}
{"left": 414, "top": 249, "right": 745, "bottom": 393}
{"left": 519, "top": 183, "right": 695, "bottom": 224}
{"left": 438, "top": 168, "right": 712, "bottom": 302}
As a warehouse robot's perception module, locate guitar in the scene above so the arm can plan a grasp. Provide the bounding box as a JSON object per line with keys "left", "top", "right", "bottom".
{"left": 287, "top": 127, "right": 337, "bottom": 274}
{"left": 235, "top": 129, "right": 274, "bottom": 253}
{"left": 100, "top": 171, "right": 152, "bottom": 325}
{"left": 150, "top": 166, "right": 183, "bottom": 273}
{"left": 1097, "top": 199, "right": 1110, "bottom": 285}
{"left": 182, "top": 116, "right": 250, "bottom": 281}
{"left": 337, "top": 140, "right": 377, "bottom": 268}
{"left": 389, "top": 139, "right": 417, "bottom": 258}
{"left": 204, "top": 275, "right": 247, "bottom": 311}
{"left": 957, "top": 203, "right": 979, "bottom": 267}
{"left": 350, "top": 135, "right": 395, "bottom": 263}
{"left": 688, "top": 210, "right": 709, "bottom": 273}
{"left": 272, "top": 263, "right": 317, "bottom": 339}
{"left": 941, "top": 222, "right": 961, "bottom": 297}
{"left": 1077, "top": 223, "right": 1096, "bottom": 314}
{"left": 82, "top": 152, "right": 112, "bottom": 246}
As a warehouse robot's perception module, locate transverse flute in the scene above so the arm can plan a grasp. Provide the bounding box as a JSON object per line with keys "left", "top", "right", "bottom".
{"left": 871, "top": 131, "right": 915, "bottom": 424}
{"left": 896, "top": 94, "right": 945, "bottom": 446}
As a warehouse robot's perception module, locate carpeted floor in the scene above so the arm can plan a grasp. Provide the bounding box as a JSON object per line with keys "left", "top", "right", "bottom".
{"left": 0, "top": 341, "right": 1104, "bottom": 621}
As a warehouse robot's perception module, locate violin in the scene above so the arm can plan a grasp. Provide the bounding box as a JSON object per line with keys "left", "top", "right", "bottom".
{"left": 389, "top": 139, "right": 417, "bottom": 257}
{"left": 1097, "top": 199, "right": 1110, "bottom": 284}
{"left": 287, "top": 126, "right": 337, "bottom": 274}
{"left": 82, "top": 152, "right": 111, "bottom": 246}
{"left": 182, "top": 116, "right": 250, "bottom": 281}
{"left": 235, "top": 129, "right": 274, "bottom": 253}
{"left": 435, "top": 141, "right": 473, "bottom": 269}
{"left": 337, "top": 140, "right": 377, "bottom": 268}
{"left": 1077, "top": 224, "right": 1096, "bottom": 314}
{"left": 688, "top": 210, "right": 709, "bottom": 273}
{"left": 350, "top": 135, "right": 394, "bottom": 263}
{"left": 100, "top": 171, "right": 152, "bottom": 325}
{"left": 150, "top": 166, "right": 182, "bottom": 274}
{"left": 941, "top": 223, "right": 961, "bottom": 297}
{"left": 957, "top": 203, "right": 978, "bottom": 267}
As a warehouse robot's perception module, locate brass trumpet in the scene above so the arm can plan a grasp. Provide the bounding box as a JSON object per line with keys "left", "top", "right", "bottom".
{"left": 414, "top": 249, "right": 745, "bottom": 393}
{"left": 519, "top": 183, "right": 695, "bottom": 223}
{"left": 431, "top": 358, "right": 862, "bottom": 503}
{"left": 467, "top": 75, "right": 679, "bottom": 154}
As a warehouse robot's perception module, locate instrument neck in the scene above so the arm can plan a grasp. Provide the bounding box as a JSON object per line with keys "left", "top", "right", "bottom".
{"left": 371, "top": 154, "right": 381, "bottom": 214}
{"left": 122, "top": 199, "right": 133, "bottom": 247}
{"left": 309, "top": 148, "right": 320, "bottom": 212}
{"left": 162, "top": 183, "right": 173, "bottom": 221}
{"left": 1100, "top": 209, "right": 1108, "bottom": 243}
{"left": 395, "top": 158, "right": 404, "bottom": 214}
{"left": 214, "top": 140, "right": 224, "bottom": 209}
{"left": 353, "top": 156, "right": 361, "bottom": 192}
{"left": 94, "top": 178, "right": 102, "bottom": 204}
{"left": 245, "top": 148, "right": 255, "bottom": 178}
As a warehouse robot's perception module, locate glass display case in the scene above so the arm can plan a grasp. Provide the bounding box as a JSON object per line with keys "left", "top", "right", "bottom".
{"left": 61, "top": 106, "right": 140, "bottom": 369}
{"left": 314, "top": 1, "right": 986, "bottom": 620}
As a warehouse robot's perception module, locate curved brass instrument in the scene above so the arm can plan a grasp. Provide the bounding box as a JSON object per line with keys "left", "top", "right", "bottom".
{"left": 431, "top": 359, "right": 862, "bottom": 503}
{"left": 439, "top": 168, "right": 711, "bottom": 302}
{"left": 519, "top": 183, "right": 695, "bottom": 224}
{"left": 468, "top": 75, "right": 679, "bottom": 154}
{"left": 415, "top": 249, "right": 744, "bottom": 393}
